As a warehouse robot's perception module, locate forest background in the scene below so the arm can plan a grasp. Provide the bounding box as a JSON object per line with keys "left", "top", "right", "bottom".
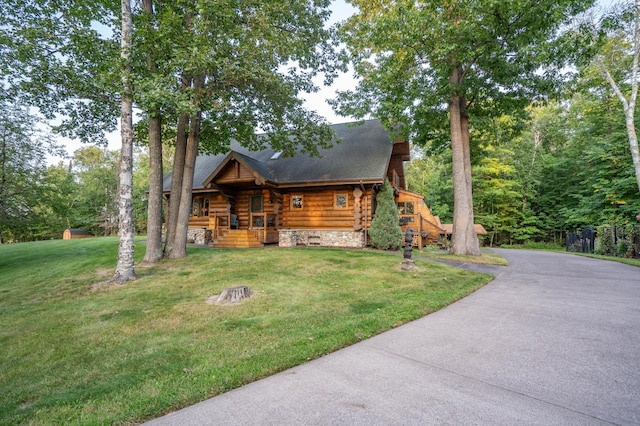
{"left": 1, "top": 0, "right": 639, "bottom": 247}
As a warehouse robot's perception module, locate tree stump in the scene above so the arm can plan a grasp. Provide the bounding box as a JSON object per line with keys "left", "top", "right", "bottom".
{"left": 215, "top": 286, "right": 251, "bottom": 304}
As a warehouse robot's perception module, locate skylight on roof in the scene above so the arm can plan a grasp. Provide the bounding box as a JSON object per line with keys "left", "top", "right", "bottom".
{"left": 270, "top": 151, "right": 283, "bottom": 160}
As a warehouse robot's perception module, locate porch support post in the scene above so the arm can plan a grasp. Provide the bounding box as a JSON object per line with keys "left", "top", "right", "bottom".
{"left": 353, "top": 187, "right": 363, "bottom": 231}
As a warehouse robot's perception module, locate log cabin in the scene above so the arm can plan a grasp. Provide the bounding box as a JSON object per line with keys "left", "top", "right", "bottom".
{"left": 162, "top": 119, "right": 446, "bottom": 248}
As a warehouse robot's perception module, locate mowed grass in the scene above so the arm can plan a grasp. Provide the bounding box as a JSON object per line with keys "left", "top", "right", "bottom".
{"left": 417, "top": 249, "right": 509, "bottom": 266}
{"left": 0, "top": 238, "right": 493, "bottom": 425}
{"left": 575, "top": 252, "right": 640, "bottom": 268}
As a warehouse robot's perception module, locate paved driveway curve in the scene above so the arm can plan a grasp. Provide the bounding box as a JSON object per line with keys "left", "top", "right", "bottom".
{"left": 146, "top": 250, "right": 640, "bottom": 425}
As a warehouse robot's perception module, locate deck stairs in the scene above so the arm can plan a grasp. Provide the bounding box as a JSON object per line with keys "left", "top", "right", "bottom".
{"left": 413, "top": 232, "right": 447, "bottom": 249}
{"left": 211, "top": 229, "right": 263, "bottom": 248}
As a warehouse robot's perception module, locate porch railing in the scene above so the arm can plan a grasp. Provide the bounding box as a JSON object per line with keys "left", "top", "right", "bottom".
{"left": 209, "top": 213, "right": 232, "bottom": 240}
{"left": 250, "top": 212, "right": 277, "bottom": 243}
{"left": 399, "top": 213, "right": 446, "bottom": 247}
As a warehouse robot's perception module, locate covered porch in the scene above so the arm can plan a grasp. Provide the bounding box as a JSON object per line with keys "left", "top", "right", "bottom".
{"left": 208, "top": 211, "right": 279, "bottom": 247}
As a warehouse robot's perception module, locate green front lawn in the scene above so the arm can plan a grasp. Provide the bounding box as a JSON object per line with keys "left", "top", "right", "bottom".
{"left": 0, "top": 238, "right": 492, "bottom": 425}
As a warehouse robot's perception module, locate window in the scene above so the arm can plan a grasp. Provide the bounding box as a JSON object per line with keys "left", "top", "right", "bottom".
{"left": 291, "top": 194, "right": 303, "bottom": 209}
{"left": 335, "top": 192, "right": 348, "bottom": 208}
{"left": 191, "top": 196, "right": 210, "bottom": 217}
{"left": 397, "top": 202, "right": 414, "bottom": 215}
{"left": 192, "top": 198, "right": 199, "bottom": 217}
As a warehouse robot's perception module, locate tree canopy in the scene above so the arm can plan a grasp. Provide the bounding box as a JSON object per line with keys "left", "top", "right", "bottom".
{"left": 131, "top": 0, "right": 341, "bottom": 156}
{"left": 410, "top": 95, "right": 640, "bottom": 246}
{"left": 0, "top": 99, "right": 65, "bottom": 243}
{"left": 2, "top": 0, "right": 638, "bottom": 256}
{"left": 0, "top": 0, "right": 121, "bottom": 143}
{"left": 335, "top": 0, "right": 595, "bottom": 255}
{"left": 0, "top": 0, "right": 343, "bottom": 264}
{"left": 583, "top": 0, "right": 640, "bottom": 193}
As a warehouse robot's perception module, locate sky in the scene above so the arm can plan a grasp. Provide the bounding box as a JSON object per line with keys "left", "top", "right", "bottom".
{"left": 301, "top": 0, "right": 357, "bottom": 123}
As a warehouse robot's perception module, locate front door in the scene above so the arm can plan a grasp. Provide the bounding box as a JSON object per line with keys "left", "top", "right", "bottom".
{"left": 250, "top": 194, "right": 263, "bottom": 213}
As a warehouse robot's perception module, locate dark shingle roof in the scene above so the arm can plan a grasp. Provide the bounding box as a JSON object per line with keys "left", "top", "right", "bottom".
{"left": 162, "top": 119, "right": 393, "bottom": 191}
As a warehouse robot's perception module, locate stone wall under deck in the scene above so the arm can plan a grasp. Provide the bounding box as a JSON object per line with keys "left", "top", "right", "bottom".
{"left": 279, "top": 229, "right": 365, "bottom": 248}
{"left": 187, "top": 228, "right": 213, "bottom": 245}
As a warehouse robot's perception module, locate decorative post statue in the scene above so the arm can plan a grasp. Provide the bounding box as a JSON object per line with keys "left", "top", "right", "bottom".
{"left": 401, "top": 227, "right": 415, "bottom": 271}
{"left": 403, "top": 227, "right": 414, "bottom": 260}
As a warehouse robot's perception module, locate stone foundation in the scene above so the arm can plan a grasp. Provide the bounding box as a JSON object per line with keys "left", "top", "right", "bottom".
{"left": 279, "top": 229, "right": 365, "bottom": 248}
{"left": 187, "top": 228, "right": 212, "bottom": 245}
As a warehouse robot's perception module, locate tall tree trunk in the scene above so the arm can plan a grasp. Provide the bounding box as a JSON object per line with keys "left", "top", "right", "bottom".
{"left": 163, "top": 95, "right": 189, "bottom": 256}
{"left": 599, "top": 63, "right": 640, "bottom": 193}
{"left": 596, "top": 0, "right": 640, "bottom": 192}
{"left": 141, "top": 0, "right": 164, "bottom": 264}
{"left": 625, "top": 113, "right": 640, "bottom": 193}
{"left": 0, "top": 130, "right": 6, "bottom": 216}
{"left": 629, "top": 0, "right": 640, "bottom": 193}
{"left": 449, "top": 68, "right": 480, "bottom": 256}
{"left": 112, "top": 0, "right": 136, "bottom": 283}
{"left": 167, "top": 76, "right": 205, "bottom": 259}
{"left": 458, "top": 95, "right": 480, "bottom": 255}
{"left": 142, "top": 115, "right": 164, "bottom": 263}
{"left": 164, "top": 12, "right": 194, "bottom": 256}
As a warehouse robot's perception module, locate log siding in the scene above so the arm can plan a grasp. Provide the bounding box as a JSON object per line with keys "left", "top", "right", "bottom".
{"left": 282, "top": 188, "right": 366, "bottom": 230}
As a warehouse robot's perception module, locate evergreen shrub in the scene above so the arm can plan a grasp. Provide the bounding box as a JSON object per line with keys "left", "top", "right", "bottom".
{"left": 369, "top": 179, "right": 403, "bottom": 250}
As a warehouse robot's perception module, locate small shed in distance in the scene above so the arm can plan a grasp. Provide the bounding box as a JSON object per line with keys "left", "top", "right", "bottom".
{"left": 438, "top": 223, "right": 488, "bottom": 236}
{"left": 63, "top": 228, "right": 93, "bottom": 240}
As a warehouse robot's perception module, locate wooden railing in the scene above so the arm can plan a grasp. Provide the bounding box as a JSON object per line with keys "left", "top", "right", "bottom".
{"left": 249, "top": 212, "right": 277, "bottom": 243}
{"left": 209, "top": 213, "right": 232, "bottom": 240}
{"left": 399, "top": 214, "right": 420, "bottom": 246}
{"left": 399, "top": 213, "right": 446, "bottom": 247}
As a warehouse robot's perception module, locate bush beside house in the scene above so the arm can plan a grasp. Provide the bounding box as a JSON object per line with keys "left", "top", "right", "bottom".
{"left": 369, "top": 179, "right": 403, "bottom": 250}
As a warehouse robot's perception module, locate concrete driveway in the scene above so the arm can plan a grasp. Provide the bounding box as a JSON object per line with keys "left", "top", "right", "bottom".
{"left": 146, "top": 249, "right": 640, "bottom": 425}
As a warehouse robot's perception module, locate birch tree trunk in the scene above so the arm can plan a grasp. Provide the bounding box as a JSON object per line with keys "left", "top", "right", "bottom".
{"left": 624, "top": 114, "right": 640, "bottom": 193}
{"left": 111, "top": 0, "right": 136, "bottom": 283}
{"left": 598, "top": 60, "right": 640, "bottom": 192}
{"left": 596, "top": 0, "right": 640, "bottom": 193}
{"left": 609, "top": 45, "right": 640, "bottom": 192}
